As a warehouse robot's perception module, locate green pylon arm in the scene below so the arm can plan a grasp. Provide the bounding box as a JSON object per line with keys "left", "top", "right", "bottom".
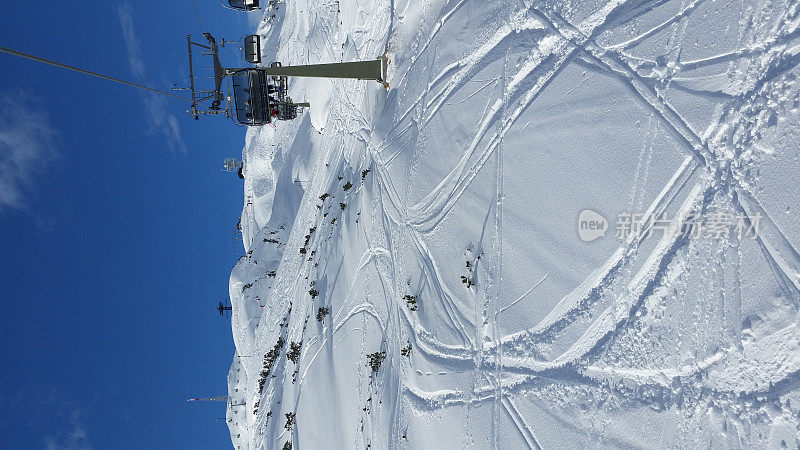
{"left": 226, "top": 57, "right": 387, "bottom": 83}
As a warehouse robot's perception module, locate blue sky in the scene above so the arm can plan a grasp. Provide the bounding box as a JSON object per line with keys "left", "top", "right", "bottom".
{"left": 0, "top": 1, "right": 260, "bottom": 447}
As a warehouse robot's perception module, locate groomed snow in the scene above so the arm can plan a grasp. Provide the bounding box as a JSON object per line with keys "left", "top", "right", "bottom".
{"left": 225, "top": 0, "right": 800, "bottom": 448}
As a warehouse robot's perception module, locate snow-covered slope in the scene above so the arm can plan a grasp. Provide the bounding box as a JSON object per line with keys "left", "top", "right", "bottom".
{"left": 225, "top": 0, "right": 800, "bottom": 448}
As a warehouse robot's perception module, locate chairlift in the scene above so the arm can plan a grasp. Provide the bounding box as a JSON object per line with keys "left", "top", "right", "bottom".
{"left": 221, "top": 35, "right": 261, "bottom": 65}
{"left": 220, "top": 0, "right": 260, "bottom": 11}
{"left": 229, "top": 64, "right": 303, "bottom": 126}
{"left": 187, "top": 32, "right": 384, "bottom": 127}
{"left": 243, "top": 35, "right": 261, "bottom": 64}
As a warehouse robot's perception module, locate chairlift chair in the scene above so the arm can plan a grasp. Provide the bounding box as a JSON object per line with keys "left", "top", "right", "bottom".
{"left": 230, "top": 69, "right": 270, "bottom": 125}
{"left": 229, "top": 64, "right": 301, "bottom": 126}
{"left": 220, "top": 0, "right": 260, "bottom": 11}
{"left": 220, "top": 35, "right": 261, "bottom": 65}
{"left": 243, "top": 35, "right": 261, "bottom": 64}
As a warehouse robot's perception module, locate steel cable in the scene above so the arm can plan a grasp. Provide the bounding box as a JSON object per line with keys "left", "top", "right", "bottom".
{"left": 0, "top": 45, "right": 191, "bottom": 102}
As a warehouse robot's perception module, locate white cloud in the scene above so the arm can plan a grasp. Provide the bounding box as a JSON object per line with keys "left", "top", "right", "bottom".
{"left": 117, "top": 3, "right": 186, "bottom": 153}
{"left": 0, "top": 92, "right": 58, "bottom": 211}
{"left": 116, "top": 4, "right": 145, "bottom": 79}
{"left": 44, "top": 409, "right": 91, "bottom": 450}
{"left": 145, "top": 93, "right": 186, "bottom": 154}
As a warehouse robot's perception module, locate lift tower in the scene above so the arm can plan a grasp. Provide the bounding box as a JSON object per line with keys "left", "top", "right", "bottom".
{"left": 0, "top": 35, "right": 386, "bottom": 129}
{"left": 217, "top": 301, "right": 232, "bottom": 316}
{"left": 187, "top": 33, "right": 387, "bottom": 126}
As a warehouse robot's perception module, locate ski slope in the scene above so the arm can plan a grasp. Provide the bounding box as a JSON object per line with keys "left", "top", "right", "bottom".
{"left": 224, "top": 0, "right": 800, "bottom": 448}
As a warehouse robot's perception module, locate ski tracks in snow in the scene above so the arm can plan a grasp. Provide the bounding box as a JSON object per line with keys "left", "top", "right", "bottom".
{"left": 234, "top": 0, "right": 800, "bottom": 446}
{"left": 373, "top": 0, "right": 800, "bottom": 430}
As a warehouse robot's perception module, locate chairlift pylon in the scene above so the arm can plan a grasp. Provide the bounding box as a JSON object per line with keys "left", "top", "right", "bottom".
{"left": 217, "top": 301, "right": 232, "bottom": 316}
{"left": 187, "top": 32, "right": 388, "bottom": 127}
{"left": 222, "top": 157, "right": 243, "bottom": 172}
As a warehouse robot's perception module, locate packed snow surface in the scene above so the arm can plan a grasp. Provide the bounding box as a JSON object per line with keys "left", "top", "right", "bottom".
{"left": 224, "top": 0, "right": 800, "bottom": 448}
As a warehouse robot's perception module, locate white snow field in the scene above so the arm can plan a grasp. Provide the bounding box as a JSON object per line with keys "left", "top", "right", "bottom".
{"left": 224, "top": 0, "right": 800, "bottom": 448}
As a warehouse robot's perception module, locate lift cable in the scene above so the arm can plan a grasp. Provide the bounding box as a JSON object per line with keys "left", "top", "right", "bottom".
{"left": 190, "top": 0, "right": 207, "bottom": 34}
{"left": 0, "top": 45, "right": 191, "bottom": 102}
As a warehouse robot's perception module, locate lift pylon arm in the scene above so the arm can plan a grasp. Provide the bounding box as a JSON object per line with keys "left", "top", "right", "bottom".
{"left": 226, "top": 57, "right": 387, "bottom": 83}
